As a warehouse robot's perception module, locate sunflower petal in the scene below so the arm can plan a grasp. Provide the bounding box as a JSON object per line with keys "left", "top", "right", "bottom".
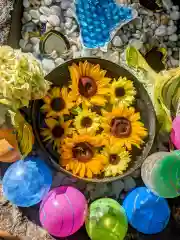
{"left": 90, "top": 96, "right": 107, "bottom": 106}
{"left": 45, "top": 118, "right": 57, "bottom": 129}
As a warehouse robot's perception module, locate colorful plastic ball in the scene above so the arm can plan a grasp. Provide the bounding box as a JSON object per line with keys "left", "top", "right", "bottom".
{"left": 2, "top": 157, "right": 52, "bottom": 207}
{"left": 86, "top": 198, "right": 128, "bottom": 240}
{"left": 123, "top": 187, "right": 170, "bottom": 234}
{"left": 39, "top": 186, "right": 88, "bottom": 237}
{"left": 171, "top": 116, "right": 180, "bottom": 149}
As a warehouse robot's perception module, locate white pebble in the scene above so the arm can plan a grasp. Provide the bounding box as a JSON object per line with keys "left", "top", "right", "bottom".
{"left": 172, "top": 5, "right": 179, "bottom": 11}
{"left": 112, "top": 36, "right": 123, "bottom": 47}
{"left": 50, "top": 5, "right": 61, "bottom": 15}
{"left": 23, "top": 0, "right": 30, "bottom": 8}
{"left": 23, "top": 12, "right": 31, "bottom": 22}
{"left": 54, "top": 26, "right": 61, "bottom": 31}
{"left": 50, "top": 50, "right": 58, "bottom": 59}
{"left": 30, "top": 37, "right": 40, "bottom": 45}
{"left": 170, "top": 11, "right": 180, "bottom": 21}
{"left": 71, "top": 45, "right": 78, "bottom": 53}
{"left": 55, "top": 57, "right": 65, "bottom": 66}
{"left": 167, "top": 25, "right": 177, "bottom": 35}
{"left": 33, "top": 42, "right": 40, "bottom": 54}
{"left": 24, "top": 43, "right": 33, "bottom": 52}
{"left": 40, "top": 15, "right": 48, "bottom": 23}
{"left": 48, "top": 15, "right": 60, "bottom": 26}
{"left": 42, "top": 59, "right": 55, "bottom": 73}
{"left": 19, "top": 39, "right": 28, "bottom": 49}
{"left": 32, "top": 19, "right": 39, "bottom": 24}
{"left": 169, "top": 34, "right": 178, "bottom": 41}
{"left": 46, "top": 22, "right": 53, "bottom": 31}
{"left": 64, "top": 18, "right": 73, "bottom": 29}
{"left": 39, "top": 6, "right": 51, "bottom": 16}
{"left": 155, "top": 25, "right": 167, "bottom": 36}
{"left": 64, "top": 8, "right": 74, "bottom": 18}
{"left": 44, "top": 0, "right": 52, "bottom": 6}
{"left": 129, "top": 39, "right": 143, "bottom": 50}
{"left": 61, "top": 0, "right": 71, "bottom": 10}
{"left": 29, "top": 9, "right": 40, "bottom": 19}
{"left": 73, "top": 51, "right": 81, "bottom": 58}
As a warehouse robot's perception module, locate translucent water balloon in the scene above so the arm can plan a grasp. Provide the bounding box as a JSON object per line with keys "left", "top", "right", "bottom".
{"left": 39, "top": 186, "right": 88, "bottom": 237}
{"left": 86, "top": 198, "right": 128, "bottom": 240}
{"left": 2, "top": 156, "right": 52, "bottom": 207}
{"left": 123, "top": 187, "right": 170, "bottom": 234}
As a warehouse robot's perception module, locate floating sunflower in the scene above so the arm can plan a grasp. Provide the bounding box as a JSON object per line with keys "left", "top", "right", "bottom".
{"left": 41, "top": 117, "right": 71, "bottom": 148}
{"left": 102, "top": 139, "right": 131, "bottom": 177}
{"left": 60, "top": 134, "right": 107, "bottom": 178}
{"left": 74, "top": 103, "right": 101, "bottom": 135}
{"left": 41, "top": 87, "right": 74, "bottom": 117}
{"left": 102, "top": 105, "right": 148, "bottom": 150}
{"left": 69, "top": 61, "right": 111, "bottom": 107}
{"left": 110, "top": 77, "right": 136, "bottom": 106}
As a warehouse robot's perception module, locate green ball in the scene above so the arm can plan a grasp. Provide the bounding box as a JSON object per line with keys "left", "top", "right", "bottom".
{"left": 85, "top": 198, "right": 128, "bottom": 240}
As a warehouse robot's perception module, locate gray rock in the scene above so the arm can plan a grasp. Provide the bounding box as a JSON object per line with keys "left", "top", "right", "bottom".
{"left": 124, "top": 176, "right": 136, "bottom": 192}
{"left": 73, "top": 51, "right": 81, "bottom": 58}
{"left": 169, "top": 33, "right": 178, "bottom": 41}
{"left": 19, "top": 39, "right": 28, "bottom": 49}
{"left": 44, "top": 0, "right": 52, "bottom": 6}
{"left": 172, "top": 5, "right": 179, "bottom": 11}
{"left": 170, "top": 57, "right": 179, "bottom": 67}
{"left": 112, "top": 180, "right": 124, "bottom": 199}
{"left": 172, "top": 50, "right": 179, "bottom": 60}
{"left": 131, "top": 169, "right": 141, "bottom": 178}
{"left": 65, "top": 8, "right": 74, "bottom": 18}
{"left": 168, "top": 19, "right": 174, "bottom": 26}
{"left": 89, "top": 183, "right": 110, "bottom": 200}
{"left": 23, "top": 12, "right": 32, "bottom": 22}
{"left": 40, "top": 15, "right": 48, "bottom": 23}
{"left": 61, "top": 0, "right": 71, "bottom": 10}
{"left": 55, "top": 57, "right": 65, "bottom": 66}
{"left": 64, "top": 17, "right": 73, "bottom": 29}
{"left": 167, "top": 48, "right": 172, "bottom": 56}
{"left": 47, "top": 15, "right": 60, "bottom": 26}
{"left": 42, "top": 58, "right": 55, "bottom": 73}
{"left": 30, "top": 37, "right": 40, "bottom": 45}
{"left": 29, "top": 9, "right": 40, "bottom": 19}
{"left": 155, "top": 25, "right": 167, "bottom": 36}
{"left": 129, "top": 39, "right": 143, "bottom": 50}
{"left": 50, "top": 6, "right": 61, "bottom": 16}
{"left": 121, "top": 34, "right": 129, "bottom": 43}
{"left": 167, "top": 25, "right": 177, "bottom": 35}
{"left": 23, "top": 43, "right": 33, "bottom": 52}
{"left": 23, "top": 0, "right": 30, "bottom": 8}
{"left": 151, "top": 23, "right": 157, "bottom": 30}
{"left": 140, "top": 33, "right": 147, "bottom": 43}
{"left": 39, "top": 6, "right": 51, "bottom": 16}
{"left": 170, "top": 11, "right": 180, "bottom": 21}
{"left": 112, "top": 36, "right": 123, "bottom": 47}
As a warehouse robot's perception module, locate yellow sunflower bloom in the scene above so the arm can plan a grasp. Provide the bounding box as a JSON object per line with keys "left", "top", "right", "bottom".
{"left": 60, "top": 134, "right": 108, "bottom": 178}
{"left": 102, "top": 138, "right": 131, "bottom": 177}
{"left": 101, "top": 105, "right": 148, "bottom": 150}
{"left": 68, "top": 61, "right": 111, "bottom": 107}
{"left": 41, "top": 87, "right": 74, "bottom": 117}
{"left": 110, "top": 77, "right": 136, "bottom": 106}
{"left": 74, "top": 103, "right": 101, "bottom": 135}
{"left": 41, "top": 117, "right": 71, "bottom": 149}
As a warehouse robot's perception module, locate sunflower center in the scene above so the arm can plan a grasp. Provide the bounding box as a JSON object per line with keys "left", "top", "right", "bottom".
{"left": 109, "top": 154, "right": 120, "bottom": 165}
{"left": 73, "top": 142, "right": 94, "bottom": 161}
{"left": 52, "top": 125, "right": 64, "bottom": 138}
{"left": 51, "top": 97, "right": 65, "bottom": 112}
{"left": 115, "top": 87, "right": 125, "bottom": 97}
{"left": 111, "top": 117, "right": 132, "bottom": 138}
{"left": 81, "top": 117, "right": 93, "bottom": 128}
{"left": 78, "top": 77, "right": 97, "bottom": 98}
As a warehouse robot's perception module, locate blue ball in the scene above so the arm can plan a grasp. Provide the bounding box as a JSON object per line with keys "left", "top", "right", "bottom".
{"left": 2, "top": 157, "right": 52, "bottom": 207}
{"left": 123, "top": 187, "right": 170, "bottom": 234}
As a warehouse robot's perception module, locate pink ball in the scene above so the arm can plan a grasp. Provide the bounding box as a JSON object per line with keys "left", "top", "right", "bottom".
{"left": 171, "top": 116, "right": 180, "bottom": 149}
{"left": 39, "top": 186, "right": 88, "bottom": 237}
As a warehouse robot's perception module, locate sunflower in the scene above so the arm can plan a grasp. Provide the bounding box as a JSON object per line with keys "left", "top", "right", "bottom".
{"left": 74, "top": 103, "right": 101, "bottom": 135}
{"left": 68, "top": 61, "right": 111, "bottom": 107}
{"left": 41, "top": 87, "right": 74, "bottom": 117}
{"left": 101, "top": 105, "right": 148, "bottom": 150}
{"left": 41, "top": 117, "right": 71, "bottom": 148}
{"left": 102, "top": 138, "right": 131, "bottom": 177}
{"left": 110, "top": 77, "right": 136, "bottom": 107}
{"left": 60, "top": 134, "right": 108, "bottom": 178}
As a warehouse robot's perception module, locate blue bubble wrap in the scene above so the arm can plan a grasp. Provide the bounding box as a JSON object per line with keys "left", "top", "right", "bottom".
{"left": 75, "top": 0, "right": 135, "bottom": 48}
